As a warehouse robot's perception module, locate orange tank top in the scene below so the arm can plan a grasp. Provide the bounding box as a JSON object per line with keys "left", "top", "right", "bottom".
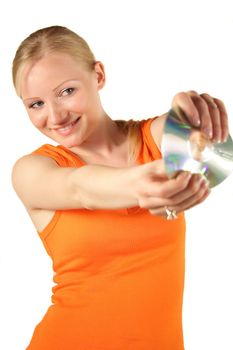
{"left": 26, "top": 118, "right": 186, "bottom": 350}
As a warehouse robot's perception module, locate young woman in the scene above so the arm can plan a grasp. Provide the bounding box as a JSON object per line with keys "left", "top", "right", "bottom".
{"left": 12, "top": 25, "right": 228, "bottom": 350}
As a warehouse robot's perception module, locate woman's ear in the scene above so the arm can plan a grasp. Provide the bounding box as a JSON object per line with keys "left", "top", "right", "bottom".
{"left": 94, "top": 61, "right": 106, "bottom": 89}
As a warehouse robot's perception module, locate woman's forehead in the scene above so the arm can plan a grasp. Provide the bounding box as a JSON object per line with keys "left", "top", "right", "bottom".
{"left": 20, "top": 53, "right": 89, "bottom": 98}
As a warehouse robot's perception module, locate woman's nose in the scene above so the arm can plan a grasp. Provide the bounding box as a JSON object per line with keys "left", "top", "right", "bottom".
{"left": 47, "top": 102, "right": 69, "bottom": 126}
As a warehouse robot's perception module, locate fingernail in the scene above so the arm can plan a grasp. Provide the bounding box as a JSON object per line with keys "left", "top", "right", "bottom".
{"left": 199, "top": 178, "right": 209, "bottom": 189}
{"left": 201, "top": 176, "right": 210, "bottom": 186}
{"left": 223, "top": 135, "right": 229, "bottom": 143}
{"left": 204, "top": 128, "right": 212, "bottom": 138}
{"left": 203, "top": 174, "right": 209, "bottom": 183}
{"left": 193, "top": 118, "right": 200, "bottom": 127}
{"left": 211, "top": 102, "right": 218, "bottom": 109}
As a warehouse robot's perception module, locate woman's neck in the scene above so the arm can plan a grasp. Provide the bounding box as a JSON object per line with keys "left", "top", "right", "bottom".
{"left": 69, "top": 115, "right": 129, "bottom": 163}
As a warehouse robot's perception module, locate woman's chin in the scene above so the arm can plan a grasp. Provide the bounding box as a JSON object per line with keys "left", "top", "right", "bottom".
{"left": 59, "top": 138, "right": 81, "bottom": 149}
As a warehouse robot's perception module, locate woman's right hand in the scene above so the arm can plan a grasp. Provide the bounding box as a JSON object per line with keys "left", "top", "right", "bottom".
{"left": 135, "top": 159, "right": 210, "bottom": 218}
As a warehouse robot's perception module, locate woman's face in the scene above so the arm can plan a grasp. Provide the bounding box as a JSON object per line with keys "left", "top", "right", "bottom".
{"left": 20, "top": 53, "right": 105, "bottom": 148}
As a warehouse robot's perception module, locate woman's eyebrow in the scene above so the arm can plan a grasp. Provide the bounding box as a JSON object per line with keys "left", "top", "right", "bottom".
{"left": 52, "top": 78, "right": 81, "bottom": 92}
{"left": 22, "top": 79, "right": 81, "bottom": 101}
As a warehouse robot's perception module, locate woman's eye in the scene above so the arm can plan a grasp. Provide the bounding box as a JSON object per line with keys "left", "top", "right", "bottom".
{"left": 61, "top": 87, "right": 75, "bottom": 96}
{"left": 29, "top": 101, "right": 44, "bottom": 109}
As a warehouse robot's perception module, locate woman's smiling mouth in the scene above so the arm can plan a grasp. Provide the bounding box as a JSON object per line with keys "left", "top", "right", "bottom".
{"left": 53, "top": 116, "right": 81, "bottom": 136}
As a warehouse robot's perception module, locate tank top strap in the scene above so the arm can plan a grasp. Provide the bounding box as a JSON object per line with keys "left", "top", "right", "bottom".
{"left": 138, "top": 117, "right": 162, "bottom": 163}
{"left": 31, "top": 144, "right": 84, "bottom": 168}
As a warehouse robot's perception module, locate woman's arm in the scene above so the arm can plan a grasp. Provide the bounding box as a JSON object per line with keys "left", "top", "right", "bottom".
{"left": 12, "top": 154, "right": 139, "bottom": 211}
{"left": 12, "top": 153, "right": 205, "bottom": 214}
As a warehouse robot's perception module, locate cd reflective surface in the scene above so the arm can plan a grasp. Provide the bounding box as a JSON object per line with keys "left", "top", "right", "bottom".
{"left": 161, "top": 108, "right": 233, "bottom": 187}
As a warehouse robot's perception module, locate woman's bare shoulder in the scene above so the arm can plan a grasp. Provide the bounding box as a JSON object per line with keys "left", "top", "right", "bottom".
{"left": 150, "top": 113, "right": 167, "bottom": 149}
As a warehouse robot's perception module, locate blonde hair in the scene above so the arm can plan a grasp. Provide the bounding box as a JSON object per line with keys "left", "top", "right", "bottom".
{"left": 12, "top": 25, "right": 141, "bottom": 161}
{"left": 12, "top": 25, "right": 96, "bottom": 95}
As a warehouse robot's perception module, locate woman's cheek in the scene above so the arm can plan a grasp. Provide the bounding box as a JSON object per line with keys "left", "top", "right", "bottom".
{"left": 66, "top": 97, "right": 86, "bottom": 113}
{"left": 29, "top": 113, "right": 47, "bottom": 129}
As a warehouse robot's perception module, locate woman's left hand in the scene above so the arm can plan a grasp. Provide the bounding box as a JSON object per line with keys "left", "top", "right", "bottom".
{"left": 172, "top": 91, "right": 229, "bottom": 143}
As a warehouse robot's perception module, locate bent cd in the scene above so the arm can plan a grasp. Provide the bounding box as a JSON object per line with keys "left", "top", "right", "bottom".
{"left": 161, "top": 108, "right": 233, "bottom": 187}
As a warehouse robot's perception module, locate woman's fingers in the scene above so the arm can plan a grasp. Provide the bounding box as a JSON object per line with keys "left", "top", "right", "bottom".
{"left": 171, "top": 91, "right": 229, "bottom": 143}
{"left": 188, "top": 91, "right": 213, "bottom": 139}
{"left": 172, "top": 92, "right": 201, "bottom": 127}
{"left": 149, "top": 180, "right": 210, "bottom": 216}
{"left": 138, "top": 171, "right": 210, "bottom": 214}
{"left": 170, "top": 175, "right": 210, "bottom": 211}
{"left": 213, "top": 97, "right": 229, "bottom": 142}
{"left": 140, "top": 171, "right": 192, "bottom": 200}
{"left": 168, "top": 173, "right": 209, "bottom": 205}
{"left": 178, "top": 182, "right": 210, "bottom": 211}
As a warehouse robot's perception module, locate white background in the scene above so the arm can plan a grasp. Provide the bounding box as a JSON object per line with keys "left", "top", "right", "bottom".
{"left": 0, "top": 0, "right": 233, "bottom": 349}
